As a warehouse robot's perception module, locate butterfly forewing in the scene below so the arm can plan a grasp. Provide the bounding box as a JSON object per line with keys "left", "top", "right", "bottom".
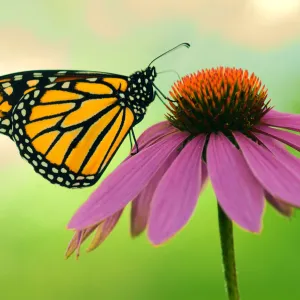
{"left": 3, "top": 71, "right": 135, "bottom": 188}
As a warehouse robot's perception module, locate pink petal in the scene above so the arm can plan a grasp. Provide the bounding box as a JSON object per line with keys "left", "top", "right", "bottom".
{"left": 65, "top": 226, "right": 97, "bottom": 259}
{"left": 68, "top": 131, "right": 188, "bottom": 230}
{"left": 148, "top": 135, "right": 206, "bottom": 245}
{"left": 86, "top": 210, "right": 123, "bottom": 252}
{"left": 254, "top": 132, "right": 300, "bottom": 179}
{"left": 261, "top": 109, "right": 300, "bottom": 132}
{"left": 207, "top": 133, "right": 264, "bottom": 232}
{"left": 255, "top": 125, "right": 300, "bottom": 151}
{"left": 265, "top": 191, "right": 293, "bottom": 217}
{"left": 130, "top": 150, "right": 179, "bottom": 237}
{"left": 234, "top": 132, "right": 300, "bottom": 207}
{"left": 131, "top": 121, "right": 177, "bottom": 152}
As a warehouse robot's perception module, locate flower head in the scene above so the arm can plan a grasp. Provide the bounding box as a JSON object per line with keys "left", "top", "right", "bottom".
{"left": 66, "top": 67, "right": 300, "bottom": 258}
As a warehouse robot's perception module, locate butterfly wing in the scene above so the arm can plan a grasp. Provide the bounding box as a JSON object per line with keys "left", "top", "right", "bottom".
{"left": 7, "top": 71, "right": 135, "bottom": 188}
{"left": 0, "top": 70, "right": 119, "bottom": 137}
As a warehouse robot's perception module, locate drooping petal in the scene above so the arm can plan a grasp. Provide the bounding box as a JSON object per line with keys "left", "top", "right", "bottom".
{"left": 207, "top": 133, "right": 264, "bottom": 232}
{"left": 253, "top": 132, "right": 300, "bottom": 179}
{"left": 65, "top": 225, "right": 98, "bottom": 259}
{"left": 234, "top": 132, "right": 300, "bottom": 207}
{"left": 87, "top": 209, "right": 123, "bottom": 252}
{"left": 261, "top": 109, "right": 300, "bottom": 132}
{"left": 265, "top": 191, "right": 293, "bottom": 217}
{"left": 130, "top": 150, "right": 179, "bottom": 237}
{"left": 148, "top": 135, "right": 206, "bottom": 245}
{"left": 68, "top": 131, "right": 188, "bottom": 230}
{"left": 255, "top": 125, "right": 300, "bottom": 151}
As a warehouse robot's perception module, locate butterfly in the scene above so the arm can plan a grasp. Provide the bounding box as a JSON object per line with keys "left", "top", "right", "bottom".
{"left": 0, "top": 43, "right": 190, "bottom": 188}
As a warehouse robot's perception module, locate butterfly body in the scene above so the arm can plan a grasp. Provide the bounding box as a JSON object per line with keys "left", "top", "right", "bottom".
{"left": 0, "top": 67, "right": 157, "bottom": 188}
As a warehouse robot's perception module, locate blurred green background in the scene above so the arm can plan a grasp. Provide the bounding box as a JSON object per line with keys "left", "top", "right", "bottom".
{"left": 0, "top": 0, "right": 300, "bottom": 299}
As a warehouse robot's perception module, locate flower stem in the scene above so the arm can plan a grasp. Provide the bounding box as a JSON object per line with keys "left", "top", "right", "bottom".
{"left": 217, "top": 203, "right": 240, "bottom": 300}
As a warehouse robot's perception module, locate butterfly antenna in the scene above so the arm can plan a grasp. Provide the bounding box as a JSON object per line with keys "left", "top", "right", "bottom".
{"left": 148, "top": 42, "right": 190, "bottom": 67}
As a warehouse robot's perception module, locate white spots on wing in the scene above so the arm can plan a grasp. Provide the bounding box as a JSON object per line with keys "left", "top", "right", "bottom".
{"left": 27, "top": 146, "right": 33, "bottom": 153}
{"left": 34, "top": 72, "right": 42, "bottom": 78}
{"left": 17, "top": 102, "right": 24, "bottom": 110}
{"left": 57, "top": 71, "right": 67, "bottom": 74}
{"left": 1, "top": 119, "right": 10, "bottom": 126}
{"left": 45, "top": 83, "right": 56, "bottom": 88}
{"left": 0, "top": 128, "right": 7, "bottom": 133}
{"left": 21, "top": 109, "right": 26, "bottom": 117}
{"left": 62, "top": 81, "right": 70, "bottom": 89}
{"left": 69, "top": 174, "right": 75, "bottom": 180}
{"left": 24, "top": 94, "right": 30, "bottom": 100}
{"left": 2, "top": 82, "right": 10, "bottom": 88}
{"left": 13, "top": 114, "right": 18, "bottom": 120}
{"left": 61, "top": 168, "right": 67, "bottom": 173}
{"left": 34, "top": 90, "right": 40, "bottom": 98}
{"left": 47, "top": 174, "right": 54, "bottom": 180}
{"left": 41, "top": 161, "right": 48, "bottom": 167}
{"left": 32, "top": 160, "right": 38, "bottom": 167}
{"left": 86, "top": 77, "right": 97, "bottom": 82}
{"left": 57, "top": 177, "right": 63, "bottom": 183}
{"left": 39, "top": 168, "right": 46, "bottom": 174}
{"left": 49, "top": 77, "right": 56, "bottom": 82}
{"left": 14, "top": 74, "right": 23, "bottom": 81}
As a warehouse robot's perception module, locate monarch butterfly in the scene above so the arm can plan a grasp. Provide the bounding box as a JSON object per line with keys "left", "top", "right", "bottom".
{"left": 0, "top": 43, "right": 190, "bottom": 188}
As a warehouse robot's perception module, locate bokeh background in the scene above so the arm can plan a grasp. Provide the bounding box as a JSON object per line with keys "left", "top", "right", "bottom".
{"left": 0, "top": 0, "right": 300, "bottom": 299}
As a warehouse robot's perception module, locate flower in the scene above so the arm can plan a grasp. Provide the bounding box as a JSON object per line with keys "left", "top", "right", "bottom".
{"left": 66, "top": 67, "right": 300, "bottom": 258}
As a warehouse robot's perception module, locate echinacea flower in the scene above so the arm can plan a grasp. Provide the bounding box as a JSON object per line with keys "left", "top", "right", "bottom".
{"left": 66, "top": 66, "right": 300, "bottom": 251}
{"left": 66, "top": 67, "right": 300, "bottom": 297}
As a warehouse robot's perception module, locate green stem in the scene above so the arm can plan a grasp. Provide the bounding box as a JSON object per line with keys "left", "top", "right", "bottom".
{"left": 217, "top": 204, "right": 240, "bottom": 300}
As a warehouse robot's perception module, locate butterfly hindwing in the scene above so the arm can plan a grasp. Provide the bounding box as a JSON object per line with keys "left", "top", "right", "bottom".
{"left": 8, "top": 72, "right": 135, "bottom": 188}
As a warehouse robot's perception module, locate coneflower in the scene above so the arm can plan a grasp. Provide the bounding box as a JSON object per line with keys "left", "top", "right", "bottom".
{"left": 67, "top": 67, "right": 300, "bottom": 299}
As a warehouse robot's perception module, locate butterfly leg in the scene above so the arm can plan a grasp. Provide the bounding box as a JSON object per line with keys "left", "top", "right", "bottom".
{"left": 129, "top": 130, "right": 139, "bottom": 155}
{"left": 153, "top": 83, "right": 176, "bottom": 103}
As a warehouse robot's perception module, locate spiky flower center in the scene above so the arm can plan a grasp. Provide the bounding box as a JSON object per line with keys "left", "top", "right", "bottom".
{"left": 167, "top": 67, "right": 271, "bottom": 135}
